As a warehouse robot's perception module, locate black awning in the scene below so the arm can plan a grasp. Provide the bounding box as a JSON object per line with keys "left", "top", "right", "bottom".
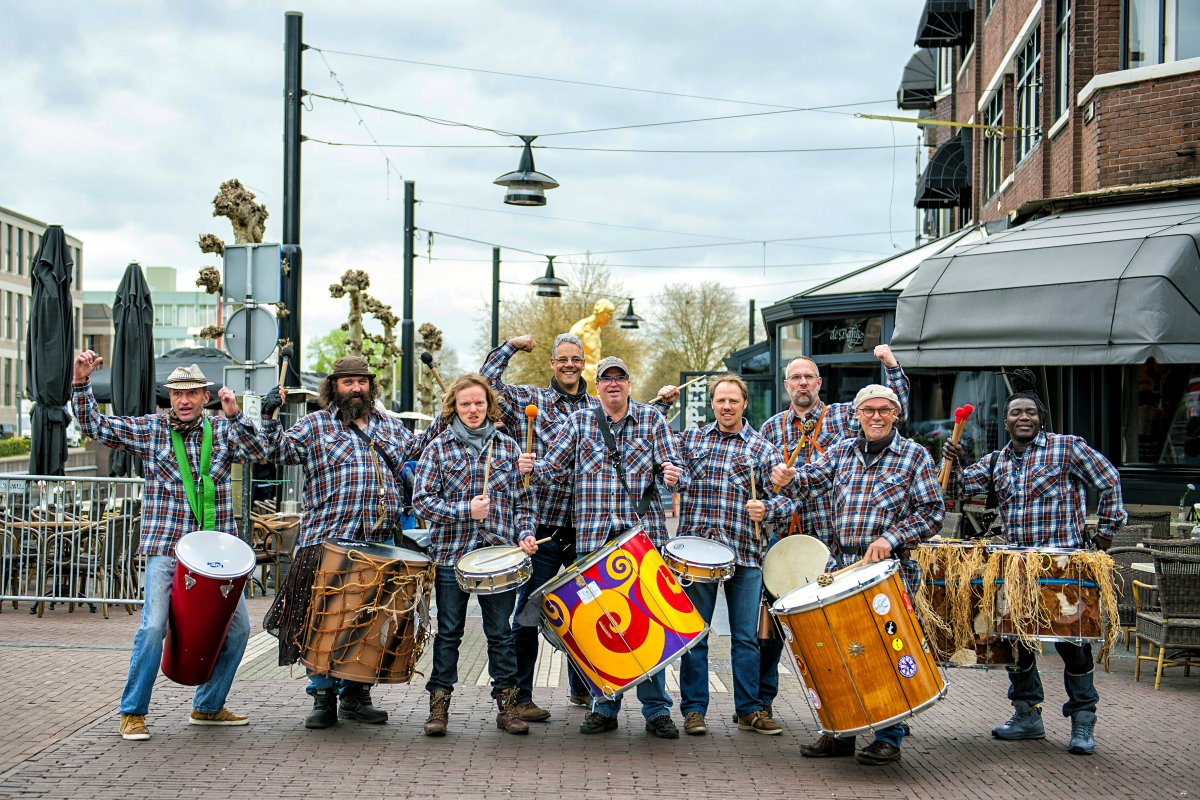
{"left": 915, "top": 0, "right": 974, "bottom": 47}
{"left": 915, "top": 129, "right": 971, "bottom": 209}
{"left": 897, "top": 49, "right": 937, "bottom": 110}
{"left": 890, "top": 197, "right": 1200, "bottom": 367}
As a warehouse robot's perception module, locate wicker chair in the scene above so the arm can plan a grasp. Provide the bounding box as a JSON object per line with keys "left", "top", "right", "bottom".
{"left": 1133, "top": 552, "right": 1200, "bottom": 689}
{"left": 1126, "top": 511, "right": 1174, "bottom": 539}
{"left": 1110, "top": 524, "right": 1153, "bottom": 549}
{"left": 1108, "top": 545, "right": 1157, "bottom": 661}
{"left": 1142, "top": 538, "right": 1200, "bottom": 556}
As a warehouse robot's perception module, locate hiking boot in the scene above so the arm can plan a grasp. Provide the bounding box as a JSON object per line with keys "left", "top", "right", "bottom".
{"left": 513, "top": 700, "right": 552, "bottom": 722}
{"left": 855, "top": 740, "right": 902, "bottom": 766}
{"left": 738, "top": 709, "right": 783, "bottom": 735}
{"left": 992, "top": 702, "right": 1045, "bottom": 740}
{"left": 305, "top": 689, "right": 338, "bottom": 729}
{"left": 568, "top": 693, "right": 590, "bottom": 707}
{"left": 1068, "top": 711, "right": 1096, "bottom": 755}
{"left": 645, "top": 714, "right": 680, "bottom": 740}
{"left": 423, "top": 689, "right": 451, "bottom": 737}
{"left": 339, "top": 682, "right": 388, "bottom": 724}
{"left": 580, "top": 711, "right": 618, "bottom": 734}
{"left": 495, "top": 689, "right": 530, "bottom": 735}
{"left": 683, "top": 712, "right": 707, "bottom": 736}
{"left": 189, "top": 707, "right": 249, "bottom": 726}
{"left": 119, "top": 713, "right": 150, "bottom": 741}
{"left": 799, "top": 733, "right": 855, "bottom": 758}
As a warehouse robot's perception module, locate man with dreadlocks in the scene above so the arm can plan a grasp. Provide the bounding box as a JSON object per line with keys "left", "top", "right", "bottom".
{"left": 260, "top": 356, "right": 440, "bottom": 730}
{"left": 943, "top": 368, "right": 1127, "bottom": 756}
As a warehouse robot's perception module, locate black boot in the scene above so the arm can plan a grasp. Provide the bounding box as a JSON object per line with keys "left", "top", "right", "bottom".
{"left": 305, "top": 689, "right": 338, "bottom": 729}
{"left": 339, "top": 682, "right": 389, "bottom": 724}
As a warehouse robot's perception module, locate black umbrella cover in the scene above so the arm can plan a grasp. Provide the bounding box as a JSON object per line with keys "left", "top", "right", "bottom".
{"left": 110, "top": 262, "right": 155, "bottom": 477}
{"left": 26, "top": 226, "right": 75, "bottom": 476}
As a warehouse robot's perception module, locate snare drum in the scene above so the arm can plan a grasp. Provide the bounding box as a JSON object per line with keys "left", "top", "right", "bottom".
{"left": 455, "top": 546, "right": 532, "bottom": 594}
{"left": 662, "top": 536, "right": 736, "bottom": 584}
{"left": 772, "top": 559, "right": 946, "bottom": 737}
{"left": 536, "top": 527, "right": 708, "bottom": 699}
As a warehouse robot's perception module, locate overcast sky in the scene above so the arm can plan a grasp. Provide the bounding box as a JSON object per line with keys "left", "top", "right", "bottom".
{"left": 2, "top": 1, "right": 929, "bottom": 368}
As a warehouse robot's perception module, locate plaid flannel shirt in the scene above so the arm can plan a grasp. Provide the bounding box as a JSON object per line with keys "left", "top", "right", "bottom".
{"left": 949, "top": 430, "right": 1127, "bottom": 548}
{"left": 534, "top": 400, "right": 687, "bottom": 553}
{"left": 676, "top": 422, "right": 789, "bottom": 568}
{"left": 72, "top": 383, "right": 269, "bottom": 556}
{"left": 758, "top": 364, "right": 910, "bottom": 548}
{"left": 412, "top": 429, "right": 536, "bottom": 568}
{"left": 783, "top": 433, "right": 943, "bottom": 560}
{"left": 480, "top": 342, "right": 600, "bottom": 527}
{"left": 260, "top": 407, "right": 435, "bottom": 548}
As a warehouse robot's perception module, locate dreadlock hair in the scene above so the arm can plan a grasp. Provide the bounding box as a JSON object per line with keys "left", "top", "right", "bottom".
{"left": 1004, "top": 367, "right": 1050, "bottom": 428}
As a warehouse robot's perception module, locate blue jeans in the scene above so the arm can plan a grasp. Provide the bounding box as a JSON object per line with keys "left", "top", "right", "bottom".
{"left": 679, "top": 567, "right": 763, "bottom": 718}
{"left": 426, "top": 570, "right": 518, "bottom": 699}
{"left": 591, "top": 669, "right": 672, "bottom": 722}
{"left": 838, "top": 723, "right": 905, "bottom": 750}
{"left": 121, "top": 555, "right": 250, "bottom": 715}
{"left": 510, "top": 531, "right": 587, "bottom": 702}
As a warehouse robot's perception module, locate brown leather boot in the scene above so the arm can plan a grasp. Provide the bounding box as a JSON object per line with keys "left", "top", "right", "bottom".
{"left": 423, "top": 689, "right": 451, "bottom": 737}
{"left": 495, "top": 689, "right": 530, "bottom": 735}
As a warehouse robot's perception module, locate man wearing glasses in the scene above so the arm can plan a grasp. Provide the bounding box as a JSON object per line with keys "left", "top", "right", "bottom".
{"left": 754, "top": 345, "right": 910, "bottom": 722}
{"left": 771, "top": 384, "right": 943, "bottom": 765}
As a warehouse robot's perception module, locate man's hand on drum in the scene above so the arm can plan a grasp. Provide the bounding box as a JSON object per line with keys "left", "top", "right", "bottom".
{"left": 218, "top": 386, "right": 241, "bottom": 418}
{"left": 661, "top": 462, "right": 682, "bottom": 487}
{"left": 73, "top": 350, "right": 103, "bottom": 383}
{"left": 863, "top": 537, "right": 894, "bottom": 562}
{"left": 745, "top": 499, "right": 766, "bottom": 522}
{"left": 516, "top": 452, "right": 535, "bottom": 475}
{"left": 519, "top": 535, "right": 538, "bottom": 555}
{"left": 942, "top": 440, "right": 965, "bottom": 463}
{"left": 469, "top": 495, "right": 490, "bottom": 521}
{"left": 771, "top": 463, "right": 796, "bottom": 486}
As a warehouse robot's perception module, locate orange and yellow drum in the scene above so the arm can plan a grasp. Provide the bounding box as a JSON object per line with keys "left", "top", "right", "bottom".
{"left": 538, "top": 527, "right": 708, "bottom": 699}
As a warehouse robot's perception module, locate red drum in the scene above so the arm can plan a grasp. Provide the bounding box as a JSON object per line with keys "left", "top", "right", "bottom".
{"left": 162, "top": 530, "right": 255, "bottom": 686}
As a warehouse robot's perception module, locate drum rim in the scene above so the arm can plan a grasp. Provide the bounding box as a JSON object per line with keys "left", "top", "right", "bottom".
{"left": 664, "top": 536, "right": 736, "bottom": 567}
{"left": 537, "top": 527, "right": 646, "bottom": 595}
{"left": 455, "top": 546, "right": 532, "bottom": 576}
{"left": 771, "top": 558, "right": 899, "bottom": 614}
{"left": 324, "top": 537, "right": 431, "bottom": 563}
{"left": 175, "top": 530, "right": 256, "bottom": 579}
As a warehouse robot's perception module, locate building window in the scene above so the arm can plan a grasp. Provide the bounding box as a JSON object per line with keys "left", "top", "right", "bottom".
{"left": 936, "top": 48, "right": 954, "bottom": 93}
{"left": 1124, "top": 0, "right": 1200, "bottom": 68}
{"left": 1015, "top": 27, "right": 1042, "bottom": 163}
{"left": 4, "top": 359, "right": 11, "bottom": 408}
{"left": 4, "top": 292, "right": 11, "bottom": 340}
{"left": 1126, "top": 361, "right": 1200, "bottom": 464}
{"left": 1054, "top": 0, "right": 1071, "bottom": 119}
{"left": 810, "top": 316, "right": 883, "bottom": 356}
{"left": 1, "top": 223, "right": 8, "bottom": 272}
{"left": 985, "top": 0, "right": 997, "bottom": 16}
{"left": 982, "top": 90, "right": 1005, "bottom": 199}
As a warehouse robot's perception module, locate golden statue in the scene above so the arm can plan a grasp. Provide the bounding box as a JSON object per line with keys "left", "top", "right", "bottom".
{"left": 569, "top": 298, "right": 616, "bottom": 393}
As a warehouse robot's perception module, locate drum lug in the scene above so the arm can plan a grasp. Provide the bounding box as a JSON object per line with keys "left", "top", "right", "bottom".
{"left": 184, "top": 574, "right": 196, "bottom": 590}
{"left": 220, "top": 583, "right": 233, "bottom": 598}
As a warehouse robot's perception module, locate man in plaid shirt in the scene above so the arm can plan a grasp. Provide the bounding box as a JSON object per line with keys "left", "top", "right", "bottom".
{"left": 772, "top": 383, "right": 943, "bottom": 766}
{"left": 517, "top": 355, "right": 687, "bottom": 739}
{"left": 943, "top": 374, "right": 1126, "bottom": 757}
{"left": 259, "top": 356, "right": 437, "bottom": 730}
{"left": 756, "top": 344, "right": 910, "bottom": 719}
{"left": 673, "top": 374, "right": 789, "bottom": 737}
{"left": 72, "top": 351, "right": 270, "bottom": 741}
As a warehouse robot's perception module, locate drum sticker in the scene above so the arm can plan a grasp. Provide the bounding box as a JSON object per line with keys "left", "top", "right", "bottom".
{"left": 872, "top": 593, "right": 891, "bottom": 615}
{"left": 807, "top": 688, "right": 822, "bottom": 710}
{"left": 892, "top": 637, "right": 904, "bottom": 651}
{"left": 577, "top": 581, "right": 601, "bottom": 605}
{"left": 796, "top": 658, "right": 807, "bottom": 675}
{"left": 897, "top": 655, "right": 918, "bottom": 678}
{"left": 885, "top": 620, "right": 897, "bottom": 635}
{"left": 848, "top": 641, "right": 865, "bottom": 657}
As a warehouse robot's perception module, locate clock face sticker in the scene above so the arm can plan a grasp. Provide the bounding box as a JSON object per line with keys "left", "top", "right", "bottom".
{"left": 872, "top": 593, "right": 891, "bottom": 615}
{"left": 898, "top": 655, "right": 918, "bottom": 678}
{"left": 885, "top": 620, "right": 897, "bottom": 635}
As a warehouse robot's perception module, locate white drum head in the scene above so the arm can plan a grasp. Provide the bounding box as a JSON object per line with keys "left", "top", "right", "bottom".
{"left": 457, "top": 546, "right": 527, "bottom": 573}
{"left": 175, "top": 530, "right": 255, "bottom": 579}
{"left": 762, "top": 535, "right": 832, "bottom": 598}
{"left": 774, "top": 559, "right": 897, "bottom": 614}
{"left": 665, "top": 536, "right": 735, "bottom": 565}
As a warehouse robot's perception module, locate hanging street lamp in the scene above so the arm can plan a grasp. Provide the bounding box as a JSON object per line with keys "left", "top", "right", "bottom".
{"left": 618, "top": 298, "right": 643, "bottom": 329}
{"left": 531, "top": 255, "right": 568, "bottom": 298}
{"left": 494, "top": 135, "right": 559, "bottom": 206}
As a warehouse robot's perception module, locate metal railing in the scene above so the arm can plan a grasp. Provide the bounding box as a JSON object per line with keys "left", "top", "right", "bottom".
{"left": 0, "top": 474, "right": 145, "bottom": 614}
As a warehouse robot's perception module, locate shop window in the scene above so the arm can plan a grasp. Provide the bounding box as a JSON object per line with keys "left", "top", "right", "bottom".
{"left": 777, "top": 323, "right": 805, "bottom": 371}
{"left": 1123, "top": 361, "right": 1200, "bottom": 464}
{"left": 1054, "top": 0, "right": 1072, "bottom": 120}
{"left": 936, "top": 47, "right": 954, "bottom": 93}
{"left": 982, "top": 91, "right": 1005, "bottom": 199}
{"left": 810, "top": 316, "right": 882, "bottom": 357}
{"left": 1014, "top": 27, "right": 1042, "bottom": 163}
{"left": 905, "top": 370, "right": 1011, "bottom": 462}
{"left": 1124, "top": 0, "right": 1200, "bottom": 68}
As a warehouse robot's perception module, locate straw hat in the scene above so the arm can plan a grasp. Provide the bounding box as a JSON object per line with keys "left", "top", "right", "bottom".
{"left": 162, "top": 364, "right": 213, "bottom": 390}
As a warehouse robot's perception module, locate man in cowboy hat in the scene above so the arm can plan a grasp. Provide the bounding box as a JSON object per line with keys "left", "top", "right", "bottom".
{"left": 71, "top": 351, "right": 273, "bottom": 741}
{"left": 260, "top": 355, "right": 442, "bottom": 730}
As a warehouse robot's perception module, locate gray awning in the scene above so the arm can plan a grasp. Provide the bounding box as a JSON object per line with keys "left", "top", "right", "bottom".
{"left": 891, "top": 197, "right": 1200, "bottom": 366}
{"left": 897, "top": 50, "right": 937, "bottom": 110}
{"left": 915, "top": 0, "right": 974, "bottom": 48}
{"left": 915, "top": 129, "right": 971, "bottom": 209}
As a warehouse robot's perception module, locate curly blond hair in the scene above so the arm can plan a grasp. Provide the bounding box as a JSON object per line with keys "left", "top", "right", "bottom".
{"left": 440, "top": 373, "right": 503, "bottom": 424}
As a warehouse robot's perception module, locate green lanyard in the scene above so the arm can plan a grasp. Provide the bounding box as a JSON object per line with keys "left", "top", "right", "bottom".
{"left": 171, "top": 418, "right": 216, "bottom": 530}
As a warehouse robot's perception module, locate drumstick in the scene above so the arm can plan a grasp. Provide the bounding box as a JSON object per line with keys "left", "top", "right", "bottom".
{"left": 420, "top": 351, "right": 448, "bottom": 393}
{"left": 773, "top": 423, "right": 812, "bottom": 490}
{"left": 649, "top": 374, "right": 707, "bottom": 404}
{"left": 749, "top": 463, "right": 761, "bottom": 541}
{"left": 937, "top": 404, "right": 975, "bottom": 489}
{"left": 272, "top": 346, "right": 293, "bottom": 420}
{"left": 523, "top": 404, "right": 538, "bottom": 488}
{"left": 481, "top": 440, "right": 495, "bottom": 499}
{"left": 817, "top": 558, "right": 865, "bottom": 586}
{"left": 474, "top": 535, "right": 554, "bottom": 566}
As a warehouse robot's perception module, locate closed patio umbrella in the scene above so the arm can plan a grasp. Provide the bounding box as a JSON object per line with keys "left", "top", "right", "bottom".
{"left": 109, "top": 262, "right": 155, "bottom": 476}
{"left": 26, "top": 226, "right": 75, "bottom": 476}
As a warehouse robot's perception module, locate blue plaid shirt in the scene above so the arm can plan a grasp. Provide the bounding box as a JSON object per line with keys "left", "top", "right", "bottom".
{"left": 758, "top": 364, "right": 910, "bottom": 548}
{"left": 72, "top": 383, "right": 269, "bottom": 556}
{"left": 949, "top": 430, "right": 1127, "bottom": 547}
{"left": 676, "top": 422, "right": 789, "bottom": 568}
{"left": 412, "top": 428, "right": 536, "bottom": 568}
{"left": 534, "top": 401, "right": 687, "bottom": 553}
{"left": 260, "top": 407, "right": 436, "bottom": 548}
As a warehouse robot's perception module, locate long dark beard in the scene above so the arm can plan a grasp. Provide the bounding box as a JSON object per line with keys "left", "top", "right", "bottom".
{"left": 336, "top": 393, "right": 369, "bottom": 421}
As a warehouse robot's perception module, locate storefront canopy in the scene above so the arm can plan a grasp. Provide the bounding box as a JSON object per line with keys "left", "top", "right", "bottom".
{"left": 915, "top": 129, "right": 971, "bottom": 209}
{"left": 891, "top": 197, "right": 1200, "bottom": 367}
{"left": 897, "top": 49, "right": 937, "bottom": 110}
{"left": 915, "top": 0, "right": 973, "bottom": 48}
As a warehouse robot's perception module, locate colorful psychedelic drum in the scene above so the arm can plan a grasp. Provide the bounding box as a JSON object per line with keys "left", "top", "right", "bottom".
{"left": 537, "top": 527, "right": 709, "bottom": 700}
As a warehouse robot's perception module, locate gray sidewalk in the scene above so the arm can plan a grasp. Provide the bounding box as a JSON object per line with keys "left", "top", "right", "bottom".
{"left": 1, "top": 594, "right": 1199, "bottom": 799}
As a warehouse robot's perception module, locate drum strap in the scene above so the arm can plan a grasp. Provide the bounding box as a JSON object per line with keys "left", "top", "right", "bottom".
{"left": 592, "top": 407, "right": 656, "bottom": 518}
{"left": 171, "top": 419, "right": 215, "bottom": 530}
{"left": 347, "top": 422, "right": 389, "bottom": 535}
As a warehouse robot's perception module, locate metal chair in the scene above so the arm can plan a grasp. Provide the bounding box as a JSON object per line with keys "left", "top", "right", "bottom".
{"left": 1133, "top": 552, "right": 1200, "bottom": 689}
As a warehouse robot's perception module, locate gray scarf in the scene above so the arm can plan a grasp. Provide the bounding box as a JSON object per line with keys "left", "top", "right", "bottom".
{"left": 450, "top": 416, "right": 496, "bottom": 458}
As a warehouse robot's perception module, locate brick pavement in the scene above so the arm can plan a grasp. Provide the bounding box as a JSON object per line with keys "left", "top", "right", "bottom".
{"left": 1, "top": 595, "right": 1198, "bottom": 798}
